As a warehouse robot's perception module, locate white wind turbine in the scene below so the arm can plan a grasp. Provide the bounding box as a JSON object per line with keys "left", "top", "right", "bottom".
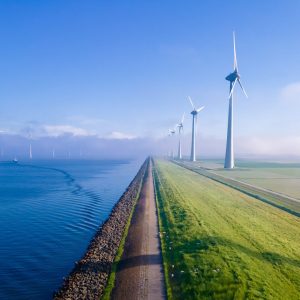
{"left": 167, "top": 131, "right": 172, "bottom": 157}
{"left": 29, "top": 133, "right": 32, "bottom": 160}
{"left": 169, "top": 128, "right": 176, "bottom": 159}
{"left": 188, "top": 96, "right": 204, "bottom": 162}
{"left": 176, "top": 113, "right": 185, "bottom": 159}
{"left": 224, "top": 32, "right": 248, "bottom": 169}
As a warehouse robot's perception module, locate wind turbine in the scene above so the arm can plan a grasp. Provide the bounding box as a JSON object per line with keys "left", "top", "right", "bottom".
{"left": 176, "top": 113, "right": 185, "bottom": 159}
{"left": 224, "top": 32, "right": 248, "bottom": 169}
{"left": 169, "top": 128, "right": 176, "bottom": 159}
{"left": 29, "top": 133, "right": 32, "bottom": 160}
{"left": 188, "top": 96, "right": 204, "bottom": 162}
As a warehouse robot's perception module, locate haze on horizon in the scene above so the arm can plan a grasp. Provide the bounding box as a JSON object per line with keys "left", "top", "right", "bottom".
{"left": 0, "top": 1, "right": 300, "bottom": 160}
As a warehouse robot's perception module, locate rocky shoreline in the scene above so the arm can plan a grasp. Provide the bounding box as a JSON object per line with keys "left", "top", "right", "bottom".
{"left": 53, "top": 158, "right": 149, "bottom": 300}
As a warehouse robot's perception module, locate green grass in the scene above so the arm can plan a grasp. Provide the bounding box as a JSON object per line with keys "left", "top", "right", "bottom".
{"left": 190, "top": 159, "right": 300, "bottom": 200}
{"left": 153, "top": 159, "right": 300, "bottom": 300}
{"left": 213, "top": 167, "right": 300, "bottom": 199}
{"left": 175, "top": 160, "right": 300, "bottom": 216}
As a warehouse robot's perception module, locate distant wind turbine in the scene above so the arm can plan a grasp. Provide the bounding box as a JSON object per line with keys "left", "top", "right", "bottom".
{"left": 167, "top": 131, "right": 171, "bottom": 157}
{"left": 29, "top": 133, "right": 32, "bottom": 160}
{"left": 224, "top": 32, "right": 248, "bottom": 169}
{"left": 52, "top": 148, "right": 55, "bottom": 159}
{"left": 176, "top": 113, "right": 185, "bottom": 159}
{"left": 169, "top": 128, "right": 176, "bottom": 159}
{"left": 188, "top": 96, "right": 204, "bottom": 162}
{"left": 29, "top": 144, "right": 32, "bottom": 160}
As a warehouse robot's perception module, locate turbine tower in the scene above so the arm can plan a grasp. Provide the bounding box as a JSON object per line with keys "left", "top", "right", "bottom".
{"left": 224, "top": 32, "right": 248, "bottom": 169}
{"left": 177, "top": 113, "right": 185, "bottom": 159}
{"left": 169, "top": 128, "right": 176, "bottom": 159}
{"left": 29, "top": 143, "right": 32, "bottom": 160}
{"left": 29, "top": 133, "right": 32, "bottom": 160}
{"left": 188, "top": 96, "right": 204, "bottom": 162}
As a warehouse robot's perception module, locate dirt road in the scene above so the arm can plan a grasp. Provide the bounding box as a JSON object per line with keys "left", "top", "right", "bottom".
{"left": 111, "top": 160, "right": 165, "bottom": 300}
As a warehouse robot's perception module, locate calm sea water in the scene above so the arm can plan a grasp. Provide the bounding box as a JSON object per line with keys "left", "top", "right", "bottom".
{"left": 0, "top": 159, "right": 142, "bottom": 300}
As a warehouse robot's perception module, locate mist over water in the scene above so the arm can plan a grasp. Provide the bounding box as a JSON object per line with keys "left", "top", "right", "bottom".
{"left": 0, "top": 159, "right": 142, "bottom": 300}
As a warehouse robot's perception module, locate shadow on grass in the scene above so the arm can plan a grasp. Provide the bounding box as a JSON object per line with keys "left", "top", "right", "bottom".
{"left": 174, "top": 236, "right": 300, "bottom": 268}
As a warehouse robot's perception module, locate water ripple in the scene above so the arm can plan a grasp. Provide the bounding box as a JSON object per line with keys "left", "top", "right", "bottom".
{"left": 0, "top": 159, "right": 141, "bottom": 300}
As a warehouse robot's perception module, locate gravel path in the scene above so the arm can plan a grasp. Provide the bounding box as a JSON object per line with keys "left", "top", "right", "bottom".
{"left": 111, "top": 160, "right": 166, "bottom": 300}
{"left": 53, "top": 159, "right": 148, "bottom": 300}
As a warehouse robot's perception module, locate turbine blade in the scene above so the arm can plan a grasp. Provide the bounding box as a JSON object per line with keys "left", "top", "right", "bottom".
{"left": 233, "top": 31, "right": 238, "bottom": 71}
{"left": 188, "top": 96, "right": 195, "bottom": 109}
{"left": 228, "top": 79, "right": 237, "bottom": 99}
{"left": 196, "top": 106, "right": 205, "bottom": 112}
{"left": 181, "top": 112, "right": 185, "bottom": 124}
{"left": 237, "top": 79, "right": 248, "bottom": 98}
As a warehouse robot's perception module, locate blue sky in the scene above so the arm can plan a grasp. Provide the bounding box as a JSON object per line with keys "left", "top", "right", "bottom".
{"left": 0, "top": 1, "right": 300, "bottom": 159}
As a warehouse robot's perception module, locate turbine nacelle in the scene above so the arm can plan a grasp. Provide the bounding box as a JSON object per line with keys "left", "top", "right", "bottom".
{"left": 188, "top": 96, "right": 204, "bottom": 115}
{"left": 225, "top": 69, "right": 240, "bottom": 82}
{"left": 177, "top": 112, "right": 185, "bottom": 130}
{"left": 191, "top": 107, "right": 204, "bottom": 115}
{"left": 226, "top": 32, "right": 248, "bottom": 99}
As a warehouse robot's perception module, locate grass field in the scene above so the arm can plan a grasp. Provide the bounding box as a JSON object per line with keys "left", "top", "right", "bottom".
{"left": 153, "top": 159, "right": 300, "bottom": 299}
{"left": 176, "top": 160, "right": 300, "bottom": 217}
{"left": 195, "top": 160, "right": 300, "bottom": 200}
{"left": 214, "top": 164, "right": 300, "bottom": 200}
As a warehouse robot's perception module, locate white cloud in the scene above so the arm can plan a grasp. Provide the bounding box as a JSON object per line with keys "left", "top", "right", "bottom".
{"left": 43, "top": 125, "right": 91, "bottom": 137}
{"left": 280, "top": 82, "right": 300, "bottom": 103}
{"left": 176, "top": 134, "right": 300, "bottom": 158}
{"left": 0, "top": 129, "right": 8, "bottom": 133}
{"left": 105, "top": 131, "right": 137, "bottom": 140}
{"left": 237, "top": 135, "right": 300, "bottom": 157}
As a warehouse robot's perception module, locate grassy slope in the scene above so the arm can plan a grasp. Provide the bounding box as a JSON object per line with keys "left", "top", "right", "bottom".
{"left": 188, "top": 160, "right": 300, "bottom": 200}
{"left": 153, "top": 159, "right": 300, "bottom": 300}
{"left": 213, "top": 168, "right": 300, "bottom": 200}
{"left": 176, "top": 160, "right": 300, "bottom": 216}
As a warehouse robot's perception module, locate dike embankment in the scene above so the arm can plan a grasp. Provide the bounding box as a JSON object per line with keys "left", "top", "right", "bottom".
{"left": 54, "top": 158, "right": 149, "bottom": 300}
{"left": 110, "top": 158, "right": 166, "bottom": 300}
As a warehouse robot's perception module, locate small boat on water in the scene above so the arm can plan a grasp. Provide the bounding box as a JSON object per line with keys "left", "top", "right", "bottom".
{"left": 0, "top": 158, "right": 19, "bottom": 165}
